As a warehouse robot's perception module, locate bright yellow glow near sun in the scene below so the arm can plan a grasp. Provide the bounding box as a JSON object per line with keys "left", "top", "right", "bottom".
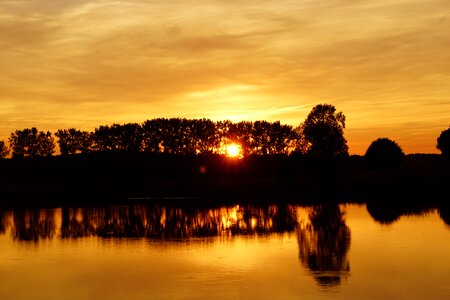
{"left": 225, "top": 143, "right": 242, "bottom": 158}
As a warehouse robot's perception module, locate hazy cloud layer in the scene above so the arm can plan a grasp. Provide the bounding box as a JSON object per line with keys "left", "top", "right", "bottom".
{"left": 1, "top": 0, "right": 449, "bottom": 153}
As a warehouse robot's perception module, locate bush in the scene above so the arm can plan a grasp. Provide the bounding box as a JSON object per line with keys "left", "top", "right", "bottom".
{"left": 364, "top": 138, "right": 405, "bottom": 169}
{"left": 437, "top": 127, "right": 450, "bottom": 156}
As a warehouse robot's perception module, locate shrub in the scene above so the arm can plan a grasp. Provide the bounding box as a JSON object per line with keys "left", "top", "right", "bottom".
{"left": 437, "top": 127, "right": 450, "bottom": 156}
{"left": 364, "top": 138, "right": 405, "bottom": 169}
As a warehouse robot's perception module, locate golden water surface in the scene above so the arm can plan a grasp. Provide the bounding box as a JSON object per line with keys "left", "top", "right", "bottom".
{"left": 0, "top": 203, "right": 449, "bottom": 299}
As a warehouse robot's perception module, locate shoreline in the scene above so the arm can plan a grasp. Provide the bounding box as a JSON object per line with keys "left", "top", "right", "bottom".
{"left": 0, "top": 153, "right": 448, "bottom": 208}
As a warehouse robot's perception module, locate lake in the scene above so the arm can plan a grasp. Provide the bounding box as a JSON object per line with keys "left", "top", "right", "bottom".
{"left": 0, "top": 202, "right": 449, "bottom": 299}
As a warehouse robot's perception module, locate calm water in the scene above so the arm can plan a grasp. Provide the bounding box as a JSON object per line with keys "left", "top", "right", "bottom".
{"left": 0, "top": 203, "right": 449, "bottom": 300}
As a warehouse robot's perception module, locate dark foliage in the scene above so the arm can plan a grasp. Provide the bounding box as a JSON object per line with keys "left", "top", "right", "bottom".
{"left": 9, "top": 128, "right": 55, "bottom": 158}
{"left": 3, "top": 105, "right": 350, "bottom": 159}
{"left": 0, "top": 141, "right": 9, "bottom": 158}
{"left": 364, "top": 138, "right": 405, "bottom": 169}
{"left": 54, "top": 118, "right": 298, "bottom": 156}
{"left": 93, "top": 123, "right": 143, "bottom": 152}
{"left": 55, "top": 128, "right": 92, "bottom": 155}
{"left": 436, "top": 127, "right": 450, "bottom": 156}
{"left": 299, "top": 104, "right": 348, "bottom": 157}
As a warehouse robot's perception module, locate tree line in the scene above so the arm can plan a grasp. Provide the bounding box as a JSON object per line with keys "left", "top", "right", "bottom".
{"left": 0, "top": 104, "right": 346, "bottom": 158}
{"left": 3, "top": 119, "right": 298, "bottom": 158}
{"left": 0, "top": 104, "right": 449, "bottom": 162}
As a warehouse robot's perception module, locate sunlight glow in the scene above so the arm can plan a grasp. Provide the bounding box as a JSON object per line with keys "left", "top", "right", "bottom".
{"left": 225, "top": 143, "right": 242, "bottom": 158}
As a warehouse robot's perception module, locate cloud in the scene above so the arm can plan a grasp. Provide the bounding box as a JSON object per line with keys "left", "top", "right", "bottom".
{"left": 0, "top": 0, "right": 448, "bottom": 153}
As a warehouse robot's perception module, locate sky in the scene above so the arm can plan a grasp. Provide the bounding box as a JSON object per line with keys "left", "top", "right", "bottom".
{"left": 1, "top": 0, "right": 449, "bottom": 154}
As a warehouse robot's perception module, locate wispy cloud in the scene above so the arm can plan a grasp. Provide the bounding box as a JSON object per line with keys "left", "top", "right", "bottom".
{"left": 0, "top": 0, "right": 448, "bottom": 153}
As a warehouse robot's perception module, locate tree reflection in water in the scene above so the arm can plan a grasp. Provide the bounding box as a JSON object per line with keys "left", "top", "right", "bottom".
{"left": 0, "top": 210, "right": 5, "bottom": 234}
{"left": 2, "top": 205, "right": 298, "bottom": 241}
{"left": 2, "top": 204, "right": 352, "bottom": 287}
{"left": 297, "top": 205, "right": 351, "bottom": 287}
{"left": 3, "top": 202, "right": 449, "bottom": 289}
{"left": 439, "top": 206, "right": 450, "bottom": 227}
{"left": 365, "top": 201, "right": 443, "bottom": 225}
{"left": 56, "top": 204, "right": 299, "bottom": 240}
{"left": 11, "top": 209, "right": 56, "bottom": 241}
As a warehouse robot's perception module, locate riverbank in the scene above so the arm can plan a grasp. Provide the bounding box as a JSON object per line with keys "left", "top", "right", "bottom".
{"left": 0, "top": 153, "right": 448, "bottom": 208}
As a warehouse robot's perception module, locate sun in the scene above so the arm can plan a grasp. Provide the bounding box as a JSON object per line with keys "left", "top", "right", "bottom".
{"left": 225, "top": 143, "right": 242, "bottom": 158}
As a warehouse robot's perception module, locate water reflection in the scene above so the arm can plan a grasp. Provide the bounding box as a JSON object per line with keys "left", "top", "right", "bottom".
{"left": 2, "top": 202, "right": 449, "bottom": 291}
{"left": 0, "top": 203, "right": 448, "bottom": 300}
{"left": 1, "top": 204, "right": 352, "bottom": 287}
{"left": 366, "top": 202, "right": 435, "bottom": 225}
{"left": 11, "top": 209, "right": 57, "bottom": 241}
{"left": 0, "top": 211, "right": 5, "bottom": 234}
{"left": 439, "top": 206, "right": 450, "bottom": 226}
{"left": 2, "top": 203, "right": 445, "bottom": 242}
{"left": 297, "top": 205, "right": 351, "bottom": 286}
{"left": 4, "top": 205, "right": 298, "bottom": 241}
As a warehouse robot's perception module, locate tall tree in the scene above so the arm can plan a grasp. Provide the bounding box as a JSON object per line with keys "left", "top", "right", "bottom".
{"left": 92, "top": 125, "right": 116, "bottom": 151}
{"left": 300, "top": 104, "right": 348, "bottom": 157}
{"left": 9, "top": 128, "right": 55, "bottom": 158}
{"left": 251, "top": 121, "right": 271, "bottom": 155}
{"left": 142, "top": 119, "right": 163, "bottom": 153}
{"left": 112, "top": 123, "right": 143, "bottom": 152}
{"left": 227, "top": 121, "right": 254, "bottom": 156}
{"left": 267, "top": 121, "right": 296, "bottom": 155}
{"left": 190, "top": 119, "right": 220, "bottom": 154}
{"left": 158, "top": 118, "right": 186, "bottom": 154}
{"left": 56, "top": 128, "right": 92, "bottom": 155}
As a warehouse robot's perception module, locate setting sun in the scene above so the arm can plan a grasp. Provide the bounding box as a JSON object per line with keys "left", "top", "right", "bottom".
{"left": 225, "top": 143, "right": 242, "bottom": 158}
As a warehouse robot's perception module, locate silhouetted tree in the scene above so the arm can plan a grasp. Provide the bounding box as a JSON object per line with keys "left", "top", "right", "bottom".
{"left": 8, "top": 128, "right": 55, "bottom": 158}
{"left": 364, "top": 138, "right": 405, "bottom": 169}
{"left": 174, "top": 118, "right": 201, "bottom": 154}
{"left": 142, "top": 119, "right": 163, "bottom": 153}
{"left": 227, "top": 121, "right": 254, "bottom": 156}
{"left": 7, "top": 117, "right": 330, "bottom": 157}
{"left": 251, "top": 120, "right": 271, "bottom": 155}
{"left": 190, "top": 118, "right": 220, "bottom": 154}
{"left": 92, "top": 125, "right": 115, "bottom": 151}
{"left": 143, "top": 118, "right": 213, "bottom": 154}
{"left": 300, "top": 104, "right": 348, "bottom": 157}
{"left": 437, "top": 127, "right": 450, "bottom": 157}
{"left": 92, "top": 123, "right": 142, "bottom": 152}
{"left": 268, "top": 122, "right": 297, "bottom": 154}
{"left": 292, "top": 126, "right": 308, "bottom": 154}
{"left": 113, "top": 123, "right": 143, "bottom": 152}
{"left": 156, "top": 118, "right": 193, "bottom": 154}
{"left": 216, "top": 120, "right": 233, "bottom": 153}
{"left": 0, "top": 141, "right": 9, "bottom": 158}
{"left": 55, "top": 128, "right": 93, "bottom": 155}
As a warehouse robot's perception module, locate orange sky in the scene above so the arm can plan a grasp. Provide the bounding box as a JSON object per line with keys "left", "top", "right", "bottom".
{"left": 1, "top": 0, "right": 449, "bottom": 154}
